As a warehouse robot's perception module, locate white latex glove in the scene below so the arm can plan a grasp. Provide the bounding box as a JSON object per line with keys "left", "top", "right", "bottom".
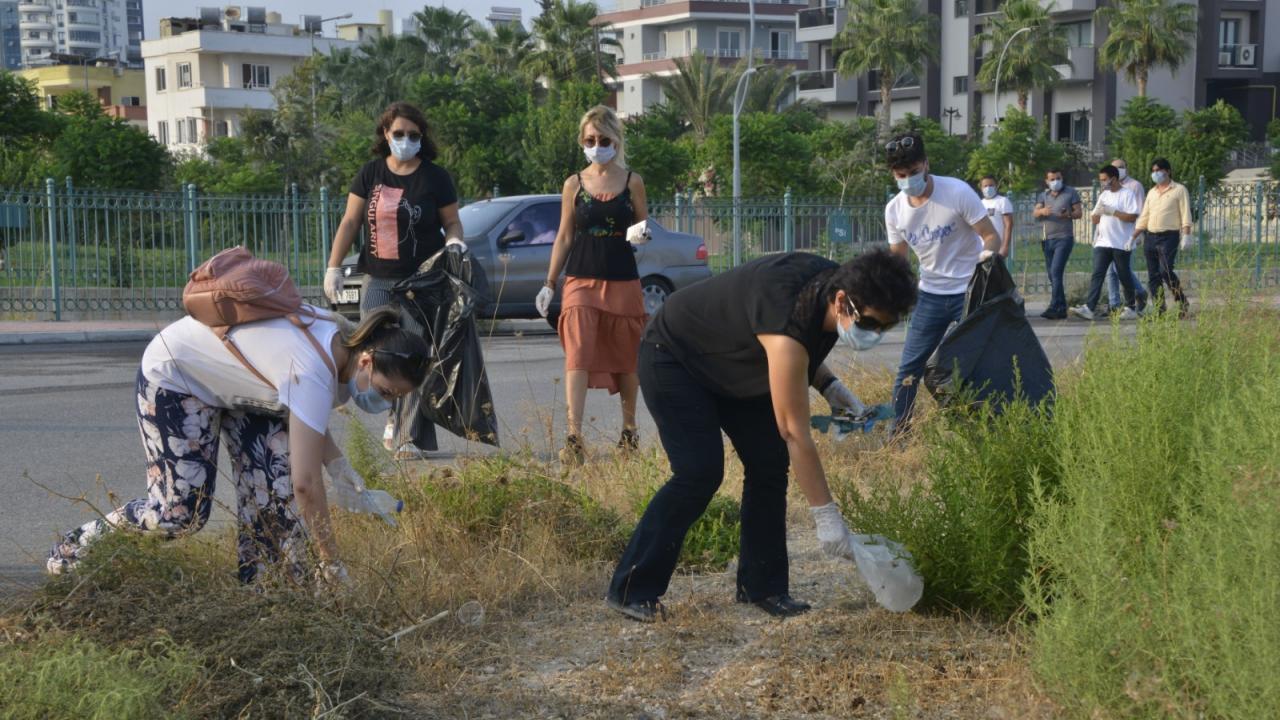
{"left": 810, "top": 502, "right": 856, "bottom": 561}
{"left": 626, "top": 219, "right": 652, "bottom": 245}
{"left": 323, "top": 267, "right": 344, "bottom": 303}
{"left": 445, "top": 237, "right": 468, "bottom": 252}
{"left": 317, "top": 560, "right": 350, "bottom": 588}
{"left": 978, "top": 249, "right": 995, "bottom": 262}
{"left": 324, "top": 457, "right": 401, "bottom": 527}
{"left": 821, "top": 379, "right": 866, "bottom": 415}
{"left": 1180, "top": 234, "right": 1193, "bottom": 251}
{"left": 535, "top": 285, "right": 554, "bottom": 318}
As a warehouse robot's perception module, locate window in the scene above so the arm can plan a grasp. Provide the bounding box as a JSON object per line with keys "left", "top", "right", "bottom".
{"left": 769, "top": 30, "right": 792, "bottom": 59}
{"left": 1055, "top": 111, "right": 1088, "bottom": 144}
{"left": 1061, "top": 20, "right": 1092, "bottom": 48}
{"left": 186, "top": 117, "right": 198, "bottom": 143}
{"left": 158, "top": 121, "right": 168, "bottom": 145}
{"left": 241, "top": 63, "right": 270, "bottom": 89}
{"left": 120, "top": 96, "right": 140, "bottom": 106}
{"left": 954, "top": 0, "right": 968, "bottom": 17}
{"left": 501, "top": 202, "right": 560, "bottom": 247}
{"left": 684, "top": 29, "right": 692, "bottom": 55}
{"left": 155, "top": 66, "right": 166, "bottom": 91}
{"left": 176, "top": 118, "right": 185, "bottom": 144}
{"left": 717, "top": 28, "right": 741, "bottom": 58}
{"left": 177, "top": 62, "right": 191, "bottom": 88}
{"left": 215, "top": 121, "right": 229, "bottom": 137}
{"left": 953, "top": 75, "right": 968, "bottom": 94}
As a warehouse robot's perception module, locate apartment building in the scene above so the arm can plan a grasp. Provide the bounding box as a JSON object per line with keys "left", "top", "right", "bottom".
{"left": 18, "top": 61, "right": 146, "bottom": 126}
{"left": 2, "top": 1, "right": 22, "bottom": 71}
{"left": 597, "top": 0, "right": 811, "bottom": 118}
{"left": 142, "top": 7, "right": 357, "bottom": 154}
{"left": 337, "top": 10, "right": 396, "bottom": 44}
{"left": 796, "top": 0, "right": 1280, "bottom": 146}
{"left": 15, "top": 0, "right": 141, "bottom": 68}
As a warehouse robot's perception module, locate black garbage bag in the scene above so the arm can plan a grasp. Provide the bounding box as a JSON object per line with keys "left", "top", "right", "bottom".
{"left": 923, "top": 255, "right": 1054, "bottom": 410}
{"left": 391, "top": 246, "right": 499, "bottom": 446}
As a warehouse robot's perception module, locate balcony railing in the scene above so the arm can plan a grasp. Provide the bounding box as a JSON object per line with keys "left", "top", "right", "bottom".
{"left": 797, "top": 6, "right": 836, "bottom": 29}
{"left": 603, "top": 0, "right": 808, "bottom": 10}
{"left": 797, "top": 68, "right": 835, "bottom": 91}
{"left": 1219, "top": 44, "right": 1258, "bottom": 69}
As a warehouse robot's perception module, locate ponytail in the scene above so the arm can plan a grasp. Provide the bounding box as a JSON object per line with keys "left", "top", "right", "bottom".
{"left": 340, "top": 305, "right": 430, "bottom": 387}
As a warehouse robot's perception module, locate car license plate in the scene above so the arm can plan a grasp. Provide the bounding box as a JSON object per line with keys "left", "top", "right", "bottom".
{"left": 338, "top": 288, "right": 359, "bottom": 304}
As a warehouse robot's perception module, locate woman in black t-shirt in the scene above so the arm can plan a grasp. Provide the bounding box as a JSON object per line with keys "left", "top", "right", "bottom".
{"left": 325, "top": 102, "right": 463, "bottom": 459}
{"left": 605, "top": 249, "right": 918, "bottom": 622}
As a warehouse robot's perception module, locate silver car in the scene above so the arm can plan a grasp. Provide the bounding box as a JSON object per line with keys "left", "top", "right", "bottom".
{"left": 332, "top": 194, "right": 711, "bottom": 328}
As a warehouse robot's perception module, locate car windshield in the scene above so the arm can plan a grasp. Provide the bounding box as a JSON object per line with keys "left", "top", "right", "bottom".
{"left": 460, "top": 200, "right": 520, "bottom": 237}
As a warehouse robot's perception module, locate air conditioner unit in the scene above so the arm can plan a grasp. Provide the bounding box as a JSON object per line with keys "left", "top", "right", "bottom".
{"left": 1219, "top": 51, "right": 1233, "bottom": 67}
{"left": 1239, "top": 44, "right": 1257, "bottom": 66}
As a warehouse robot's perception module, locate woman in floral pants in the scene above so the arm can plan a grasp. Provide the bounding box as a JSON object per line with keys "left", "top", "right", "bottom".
{"left": 48, "top": 305, "right": 430, "bottom": 585}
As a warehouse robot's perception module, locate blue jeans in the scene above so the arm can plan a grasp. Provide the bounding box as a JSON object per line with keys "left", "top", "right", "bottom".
{"left": 1042, "top": 236, "right": 1074, "bottom": 313}
{"left": 891, "top": 291, "right": 966, "bottom": 434}
{"left": 1106, "top": 260, "right": 1148, "bottom": 308}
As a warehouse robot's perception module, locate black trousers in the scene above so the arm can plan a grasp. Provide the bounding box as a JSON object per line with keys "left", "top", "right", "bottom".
{"left": 607, "top": 342, "right": 790, "bottom": 604}
{"left": 1085, "top": 246, "right": 1136, "bottom": 311}
{"left": 1144, "top": 230, "right": 1190, "bottom": 313}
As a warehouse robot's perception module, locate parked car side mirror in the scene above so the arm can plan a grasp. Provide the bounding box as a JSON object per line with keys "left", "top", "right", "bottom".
{"left": 498, "top": 229, "right": 524, "bottom": 248}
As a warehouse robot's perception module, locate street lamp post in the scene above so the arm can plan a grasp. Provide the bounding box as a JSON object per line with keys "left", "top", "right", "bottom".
{"left": 307, "top": 13, "right": 353, "bottom": 124}
{"left": 943, "top": 106, "right": 961, "bottom": 135}
{"left": 731, "top": 0, "right": 755, "bottom": 267}
{"left": 991, "top": 25, "right": 1031, "bottom": 128}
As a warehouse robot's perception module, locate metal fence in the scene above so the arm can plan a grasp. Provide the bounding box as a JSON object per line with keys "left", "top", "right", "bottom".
{"left": 4, "top": 178, "right": 1280, "bottom": 320}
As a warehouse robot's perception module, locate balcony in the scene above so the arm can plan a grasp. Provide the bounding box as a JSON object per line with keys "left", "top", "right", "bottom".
{"left": 797, "top": 6, "right": 847, "bottom": 44}
{"left": 705, "top": 47, "right": 808, "bottom": 61}
{"left": 17, "top": 2, "right": 51, "bottom": 12}
{"left": 1046, "top": 0, "right": 1095, "bottom": 12}
{"left": 182, "top": 83, "right": 276, "bottom": 111}
{"left": 18, "top": 17, "right": 53, "bottom": 31}
{"left": 1219, "top": 44, "right": 1258, "bottom": 69}
{"left": 796, "top": 68, "right": 858, "bottom": 104}
{"left": 1054, "top": 45, "right": 1094, "bottom": 82}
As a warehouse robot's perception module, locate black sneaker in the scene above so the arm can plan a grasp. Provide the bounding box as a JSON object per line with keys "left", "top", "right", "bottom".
{"left": 1040, "top": 309, "right": 1067, "bottom": 320}
{"left": 558, "top": 434, "right": 585, "bottom": 466}
{"left": 617, "top": 428, "right": 639, "bottom": 452}
{"left": 735, "top": 589, "right": 812, "bottom": 618}
{"left": 606, "top": 596, "right": 666, "bottom": 623}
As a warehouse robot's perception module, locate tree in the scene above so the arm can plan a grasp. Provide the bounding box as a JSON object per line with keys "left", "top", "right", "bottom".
{"left": 703, "top": 112, "right": 817, "bottom": 197}
{"left": 651, "top": 52, "right": 738, "bottom": 141}
{"left": 173, "top": 137, "right": 283, "bottom": 194}
{"left": 1107, "top": 96, "right": 1178, "bottom": 178}
{"left": 967, "top": 108, "right": 1076, "bottom": 193}
{"left": 742, "top": 64, "right": 796, "bottom": 114}
{"left": 47, "top": 91, "right": 168, "bottom": 190}
{"left": 412, "top": 6, "right": 477, "bottom": 76}
{"left": 320, "top": 35, "right": 428, "bottom": 114}
{"left": 810, "top": 117, "right": 885, "bottom": 202}
{"left": 0, "top": 71, "right": 50, "bottom": 139}
{"left": 834, "top": 0, "right": 939, "bottom": 139}
{"left": 1097, "top": 0, "right": 1197, "bottom": 97}
{"left": 529, "top": 0, "right": 619, "bottom": 86}
{"left": 520, "top": 81, "right": 608, "bottom": 193}
{"left": 462, "top": 22, "right": 534, "bottom": 78}
{"left": 626, "top": 104, "right": 695, "bottom": 199}
{"left": 974, "top": 0, "right": 1071, "bottom": 113}
{"left": 1162, "top": 101, "right": 1248, "bottom": 188}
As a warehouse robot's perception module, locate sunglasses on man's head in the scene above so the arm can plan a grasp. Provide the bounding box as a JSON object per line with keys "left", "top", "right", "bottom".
{"left": 849, "top": 300, "right": 897, "bottom": 333}
{"left": 582, "top": 136, "right": 613, "bottom": 148}
{"left": 884, "top": 136, "right": 916, "bottom": 154}
{"left": 390, "top": 130, "right": 423, "bottom": 142}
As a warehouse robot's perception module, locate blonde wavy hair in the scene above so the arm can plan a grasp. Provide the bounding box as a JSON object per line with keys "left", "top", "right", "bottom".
{"left": 578, "top": 105, "right": 626, "bottom": 168}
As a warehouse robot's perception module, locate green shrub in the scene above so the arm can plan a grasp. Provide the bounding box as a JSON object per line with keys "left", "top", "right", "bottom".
{"left": 1026, "top": 301, "right": 1280, "bottom": 718}
{"left": 0, "top": 635, "right": 201, "bottom": 720}
{"left": 837, "top": 393, "right": 1057, "bottom": 617}
{"left": 631, "top": 489, "right": 743, "bottom": 571}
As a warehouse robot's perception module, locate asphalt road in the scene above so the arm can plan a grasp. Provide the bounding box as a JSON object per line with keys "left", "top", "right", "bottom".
{"left": 0, "top": 314, "right": 1110, "bottom": 595}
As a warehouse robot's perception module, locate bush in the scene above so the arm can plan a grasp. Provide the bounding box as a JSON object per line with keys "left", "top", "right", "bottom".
{"left": 836, "top": 392, "right": 1057, "bottom": 617}
{"left": 1026, "top": 299, "right": 1280, "bottom": 718}
{"left": 631, "top": 488, "right": 742, "bottom": 571}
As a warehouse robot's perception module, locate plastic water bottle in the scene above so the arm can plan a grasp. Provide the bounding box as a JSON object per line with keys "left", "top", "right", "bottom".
{"left": 325, "top": 477, "right": 403, "bottom": 527}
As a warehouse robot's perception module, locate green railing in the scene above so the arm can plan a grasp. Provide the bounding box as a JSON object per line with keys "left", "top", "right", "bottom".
{"left": 3, "top": 178, "right": 1280, "bottom": 320}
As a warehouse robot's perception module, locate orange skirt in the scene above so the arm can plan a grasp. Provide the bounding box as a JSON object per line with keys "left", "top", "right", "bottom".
{"left": 558, "top": 277, "right": 646, "bottom": 394}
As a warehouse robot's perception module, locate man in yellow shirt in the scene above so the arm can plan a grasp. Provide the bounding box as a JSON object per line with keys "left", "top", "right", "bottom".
{"left": 1131, "top": 158, "right": 1192, "bottom": 317}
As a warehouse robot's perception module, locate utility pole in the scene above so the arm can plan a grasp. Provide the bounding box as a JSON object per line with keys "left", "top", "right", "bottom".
{"left": 307, "top": 13, "right": 352, "bottom": 126}
{"left": 731, "top": 0, "right": 756, "bottom": 267}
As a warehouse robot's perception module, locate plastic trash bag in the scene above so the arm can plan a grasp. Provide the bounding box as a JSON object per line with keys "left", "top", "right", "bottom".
{"left": 325, "top": 473, "right": 403, "bottom": 527}
{"left": 810, "top": 403, "right": 895, "bottom": 440}
{"left": 392, "top": 246, "right": 500, "bottom": 446}
{"left": 923, "top": 255, "right": 1054, "bottom": 409}
{"left": 848, "top": 533, "right": 924, "bottom": 612}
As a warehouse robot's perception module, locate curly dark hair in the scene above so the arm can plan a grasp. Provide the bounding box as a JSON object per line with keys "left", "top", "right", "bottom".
{"left": 826, "top": 247, "right": 918, "bottom": 318}
{"left": 885, "top": 132, "right": 927, "bottom": 171}
{"left": 371, "top": 101, "right": 439, "bottom": 162}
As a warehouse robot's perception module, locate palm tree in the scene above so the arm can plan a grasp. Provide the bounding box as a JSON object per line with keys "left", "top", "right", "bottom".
{"left": 974, "top": 0, "right": 1071, "bottom": 113}
{"left": 529, "top": 0, "right": 619, "bottom": 85}
{"left": 650, "top": 52, "right": 740, "bottom": 140}
{"left": 463, "top": 22, "right": 534, "bottom": 78}
{"left": 1097, "top": 0, "right": 1198, "bottom": 97}
{"left": 412, "top": 6, "right": 477, "bottom": 75}
{"left": 834, "top": 0, "right": 940, "bottom": 139}
{"left": 321, "top": 35, "right": 428, "bottom": 112}
{"left": 742, "top": 64, "right": 796, "bottom": 114}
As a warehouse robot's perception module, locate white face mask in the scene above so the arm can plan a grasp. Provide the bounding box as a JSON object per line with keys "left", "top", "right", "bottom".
{"left": 1048, "top": 179, "right": 1063, "bottom": 192}
{"left": 1116, "top": 167, "right": 1128, "bottom": 180}
{"left": 897, "top": 169, "right": 927, "bottom": 197}
{"left": 982, "top": 185, "right": 997, "bottom": 199}
{"left": 584, "top": 143, "right": 616, "bottom": 165}
{"left": 388, "top": 136, "right": 420, "bottom": 162}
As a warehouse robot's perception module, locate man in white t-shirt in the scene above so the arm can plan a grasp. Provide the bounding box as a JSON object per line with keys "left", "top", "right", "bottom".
{"left": 1071, "top": 164, "right": 1142, "bottom": 321}
{"left": 979, "top": 175, "right": 1014, "bottom": 259}
{"left": 1106, "top": 158, "right": 1149, "bottom": 312}
{"left": 883, "top": 132, "right": 1001, "bottom": 436}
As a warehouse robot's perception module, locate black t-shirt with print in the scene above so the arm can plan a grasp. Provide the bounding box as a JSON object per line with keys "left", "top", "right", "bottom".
{"left": 349, "top": 158, "right": 458, "bottom": 279}
{"left": 644, "top": 252, "right": 839, "bottom": 398}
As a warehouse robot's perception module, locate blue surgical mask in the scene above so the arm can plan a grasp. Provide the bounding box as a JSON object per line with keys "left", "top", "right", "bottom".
{"left": 982, "top": 185, "right": 997, "bottom": 199}
{"left": 348, "top": 364, "right": 393, "bottom": 414}
{"left": 584, "top": 144, "right": 616, "bottom": 165}
{"left": 388, "top": 136, "right": 420, "bottom": 162}
{"left": 1049, "top": 179, "right": 1063, "bottom": 192}
{"left": 1151, "top": 171, "right": 1168, "bottom": 185}
{"left": 838, "top": 300, "right": 884, "bottom": 351}
{"left": 897, "top": 169, "right": 927, "bottom": 197}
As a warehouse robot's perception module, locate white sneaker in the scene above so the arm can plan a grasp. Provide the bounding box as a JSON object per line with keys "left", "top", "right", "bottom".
{"left": 394, "top": 443, "right": 427, "bottom": 460}
{"left": 1118, "top": 307, "right": 1138, "bottom": 320}
{"left": 1069, "top": 305, "right": 1095, "bottom": 321}
{"left": 382, "top": 422, "right": 394, "bottom": 451}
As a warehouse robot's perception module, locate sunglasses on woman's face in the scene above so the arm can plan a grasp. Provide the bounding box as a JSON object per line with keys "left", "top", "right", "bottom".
{"left": 582, "top": 136, "right": 613, "bottom": 148}
{"left": 848, "top": 300, "right": 897, "bottom": 333}
{"left": 390, "top": 130, "right": 423, "bottom": 142}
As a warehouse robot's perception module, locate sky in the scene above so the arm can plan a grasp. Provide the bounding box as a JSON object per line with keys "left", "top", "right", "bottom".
{"left": 142, "top": 1, "right": 547, "bottom": 39}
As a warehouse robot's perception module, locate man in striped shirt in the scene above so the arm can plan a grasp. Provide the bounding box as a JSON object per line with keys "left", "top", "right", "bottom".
{"left": 1130, "top": 157, "right": 1192, "bottom": 317}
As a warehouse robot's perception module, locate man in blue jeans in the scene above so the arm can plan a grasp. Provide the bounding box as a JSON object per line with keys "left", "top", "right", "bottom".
{"left": 1033, "top": 169, "right": 1082, "bottom": 320}
{"left": 883, "top": 133, "right": 1002, "bottom": 438}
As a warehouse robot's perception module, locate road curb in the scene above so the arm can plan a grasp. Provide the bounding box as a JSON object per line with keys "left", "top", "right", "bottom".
{"left": 0, "top": 329, "right": 158, "bottom": 346}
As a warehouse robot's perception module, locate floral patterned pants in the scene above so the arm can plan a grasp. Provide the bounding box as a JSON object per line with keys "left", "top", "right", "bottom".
{"left": 48, "top": 370, "right": 309, "bottom": 583}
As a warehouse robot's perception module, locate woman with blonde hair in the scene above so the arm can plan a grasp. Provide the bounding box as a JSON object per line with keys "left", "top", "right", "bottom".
{"left": 536, "top": 105, "right": 649, "bottom": 464}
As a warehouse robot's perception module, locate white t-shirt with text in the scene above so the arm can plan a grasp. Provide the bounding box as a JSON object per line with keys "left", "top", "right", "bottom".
{"left": 885, "top": 175, "right": 988, "bottom": 295}
{"left": 1091, "top": 186, "right": 1140, "bottom": 251}
{"left": 982, "top": 195, "right": 1015, "bottom": 244}
{"left": 140, "top": 306, "right": 345, "bottom": 434}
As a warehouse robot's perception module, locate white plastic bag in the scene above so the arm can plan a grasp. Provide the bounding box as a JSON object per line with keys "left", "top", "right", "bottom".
{"left": 847, "top": 533, "right": 924, "bottom": 612}
{"left": 324, "top": 472, "right": 403, "bottom": 527}
{"left": 626, "top": 219, "right": 653, "bottom": 245}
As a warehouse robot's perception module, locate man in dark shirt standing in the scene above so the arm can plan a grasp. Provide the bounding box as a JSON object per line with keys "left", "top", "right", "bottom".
{"left": 1033, "top": 169, "right": 1083, "bottom": 319}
